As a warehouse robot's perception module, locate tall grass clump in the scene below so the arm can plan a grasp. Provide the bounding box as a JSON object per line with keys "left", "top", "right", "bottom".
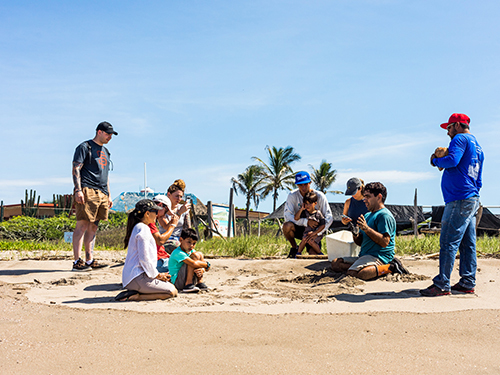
{"left": 95, "top": 227, "right": 126, "bottom": 249}
{"left": 0, "top": 239, "right": 72, "bottom": 251}
{"left": 396, "top": 234, "right": 500, "bottom": 256}
{"left": 395, "top": 235, "right": 441, "bottom": 255}
{"left": 196, "top": 235, "right": 289, "bottom": 258}
{"left": 477, "top": 235, "right": 500, "bottom": 255}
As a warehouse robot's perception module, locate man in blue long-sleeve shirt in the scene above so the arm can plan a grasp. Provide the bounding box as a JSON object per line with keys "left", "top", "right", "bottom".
{"left": 421, "top": 113, "right": 484, "bottom": 297}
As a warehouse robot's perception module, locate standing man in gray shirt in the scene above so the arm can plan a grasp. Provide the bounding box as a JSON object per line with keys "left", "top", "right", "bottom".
{"left": 283, "top": 171, "right": 333, "bottom": 258}
{"left": 71, "top": 121, "right": 117, "bottom": 271}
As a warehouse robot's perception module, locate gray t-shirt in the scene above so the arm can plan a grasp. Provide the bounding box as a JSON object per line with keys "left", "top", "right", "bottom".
{"left": 73, "top": 140, "right": 111, "bottom": 195}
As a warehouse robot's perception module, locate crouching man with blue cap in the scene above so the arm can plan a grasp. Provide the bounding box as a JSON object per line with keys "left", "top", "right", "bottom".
{"left": 283, "top": 171, "right": 333, "bottom": 258}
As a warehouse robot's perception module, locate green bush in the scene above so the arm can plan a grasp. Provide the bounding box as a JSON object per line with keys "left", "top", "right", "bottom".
{"left": 0, "top": 215, "right": 75, "bottom": 241}
{"left": 0, "top": 212, "right": 128, "bottom": 241}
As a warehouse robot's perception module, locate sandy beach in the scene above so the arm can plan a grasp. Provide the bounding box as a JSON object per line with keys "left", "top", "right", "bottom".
{"left": 1, "top": 251, "right": 500, "bottom": 374}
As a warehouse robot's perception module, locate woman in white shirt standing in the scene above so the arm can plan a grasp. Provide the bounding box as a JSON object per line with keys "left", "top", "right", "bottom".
{"left": 116, "top": 199, "right": 178, "bottom": 301}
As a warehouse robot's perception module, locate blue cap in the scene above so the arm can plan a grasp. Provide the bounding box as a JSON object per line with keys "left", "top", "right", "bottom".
{"left": 295, "top": 171, "right": 311, "bottom": 185}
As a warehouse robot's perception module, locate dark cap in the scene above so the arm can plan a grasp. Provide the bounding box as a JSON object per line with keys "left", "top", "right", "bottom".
{"left": 135, "top": 199, "right": 162, "bottom": 214}
{"left": 440, "top": 113, "right": 470, "bottom": 129}
{"left": 345, "top": 177, "right": 362, "bottom": 195}
{"left": 96, "top": 121, "right": 118, "bottom": 135}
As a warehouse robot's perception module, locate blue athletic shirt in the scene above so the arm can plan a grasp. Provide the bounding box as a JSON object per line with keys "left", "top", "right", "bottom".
{"left": 433, "top": 133, "right": 484, "bottom": 204}
{"left": 359, "top": 207, "right": 396, "bottom": 264}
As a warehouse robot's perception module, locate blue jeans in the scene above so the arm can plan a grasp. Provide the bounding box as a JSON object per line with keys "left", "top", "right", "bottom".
{"left": 433, "top": 197, "right": 479, "bottom": 291}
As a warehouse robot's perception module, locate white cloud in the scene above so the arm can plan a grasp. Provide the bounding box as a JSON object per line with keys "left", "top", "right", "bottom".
{"left": 0, "top": 177, "right": 70, "bottom": 187}
{"left": 336, "top": 170, "right": 434, "bottom": 184}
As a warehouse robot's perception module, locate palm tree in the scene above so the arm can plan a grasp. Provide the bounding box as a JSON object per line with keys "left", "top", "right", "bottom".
{"left": 231, "top": 165, "right": 265, "bottom": 234}
{"left": 253, "top": 146, "right": 301, "bottom": 212}
{"left": 309, "top": 160, "right": 342, "bottom": 195}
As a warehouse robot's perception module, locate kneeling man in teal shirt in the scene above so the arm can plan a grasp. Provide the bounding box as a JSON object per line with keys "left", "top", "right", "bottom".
{"left": 331, "top": 182, "right": 408, "bottom": 280}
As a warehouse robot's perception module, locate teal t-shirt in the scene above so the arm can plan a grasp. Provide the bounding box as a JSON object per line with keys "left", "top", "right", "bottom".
{"left": 359, "top": 207, "right": 396, "bottom": 264}
{"left": 168, "top": 246, "right": 194, "bottom": 283}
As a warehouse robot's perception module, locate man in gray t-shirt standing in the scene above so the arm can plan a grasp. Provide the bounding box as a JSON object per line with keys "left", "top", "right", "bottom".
{"left": 71, "top": 121, "right": 117, "bottom": 271}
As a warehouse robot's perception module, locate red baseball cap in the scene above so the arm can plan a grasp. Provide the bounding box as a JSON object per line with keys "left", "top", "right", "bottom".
{"left": 440, "top": 113, "right": 470, "bottom": 129}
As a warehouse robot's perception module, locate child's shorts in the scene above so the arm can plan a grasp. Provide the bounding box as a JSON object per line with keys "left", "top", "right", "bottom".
{"left": 173, "top": 263, "right": 197, "bottom": 290}
{"left": 303, "top": 228, "right": 324, "bottom": 248}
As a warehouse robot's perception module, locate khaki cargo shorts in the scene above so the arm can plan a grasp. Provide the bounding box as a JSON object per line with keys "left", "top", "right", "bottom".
{"left": 75, "top": 187, "right": 109, "bottom": 222}
{"left": 343, "top": 255, "right": 383, "bottom": 272}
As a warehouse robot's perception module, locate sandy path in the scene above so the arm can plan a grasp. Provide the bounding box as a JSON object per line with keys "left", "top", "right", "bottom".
{"left": 1, "top": 253, "right": 500, "bottom": 374}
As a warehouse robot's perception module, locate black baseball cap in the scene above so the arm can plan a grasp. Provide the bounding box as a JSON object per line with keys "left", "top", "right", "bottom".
{"left": 96, "top": 121, "right": 118, "bottom": 135}
{"left": 135, "top": 199, "right": 162, "bottom": 214}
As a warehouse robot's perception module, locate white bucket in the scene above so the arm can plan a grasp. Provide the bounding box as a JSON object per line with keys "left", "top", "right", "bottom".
{"left": 326, "top": 230, "right": 360, "bottom": 262}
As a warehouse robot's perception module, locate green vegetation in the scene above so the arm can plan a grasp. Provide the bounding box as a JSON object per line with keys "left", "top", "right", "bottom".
{"left": 5, "top": 233, "right": 497, "bottom": 259}
{"left": 309, "top": 160, "right": 343, "bottom": 195}
{"left": 1, "top": 212, "right": 499, "bottom": 258}
{"left": 395, "top": 235, "right": 441, "bottom": 255}
{"left": 231, "top": 165, "right": 266, "bottom": 235}
{"left": 0, "top": 212, "right": 128, "bottom": 242}
{"left": 0, "top": 239, "right": 121, "bottom": 252}
{"left": 196, "top": 235, "right": 289, "bottom": 258}
{"left": 0, "top": 215, "right": 75, "bottom": 241}
{"left": 395, "top": 235, "right": 500, "bottom": 256}
{"left": 253, "top": 145, "right": 301, "bottom": 211}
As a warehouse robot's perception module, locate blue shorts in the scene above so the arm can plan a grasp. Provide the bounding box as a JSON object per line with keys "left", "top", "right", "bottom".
{"left": 156, "top": 258, "right": 169, "bottom": 273}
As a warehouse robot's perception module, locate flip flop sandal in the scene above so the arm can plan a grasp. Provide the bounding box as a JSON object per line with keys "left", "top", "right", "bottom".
{"left": 115, "top": 290, "right": 139, "bottom": 301}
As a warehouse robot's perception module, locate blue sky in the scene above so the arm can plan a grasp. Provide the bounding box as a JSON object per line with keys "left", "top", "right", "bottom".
{"left": 1, "top": 1, "right": 499, "bottom": 213}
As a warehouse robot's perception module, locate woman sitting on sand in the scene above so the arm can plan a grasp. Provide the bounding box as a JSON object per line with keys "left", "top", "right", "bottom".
{"left": 116, "top": 199, "right": 178, "bottom": 302}
{"left": 341, "top": 177, "right": 368, "bottom": 228}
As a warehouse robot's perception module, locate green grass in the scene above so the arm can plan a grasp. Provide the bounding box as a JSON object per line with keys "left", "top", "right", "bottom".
{"left": 0, "top": 239, "right": 124, "bottom": 252}
{"left": 1, "top": 233, "right": 499, "bottom": 259}
{"left": 196, "top": 235, "right": 289, "bottom": 258}
{"left": 395, "top": 235, "right": 500, "bottom": 256}
{"left": 395, "top": 235, "right": 441, "bottom": 255}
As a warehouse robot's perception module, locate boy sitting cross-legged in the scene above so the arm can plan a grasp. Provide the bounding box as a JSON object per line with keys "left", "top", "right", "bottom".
{"left": 168, "top": 228, "right": 210, "bottom": 293}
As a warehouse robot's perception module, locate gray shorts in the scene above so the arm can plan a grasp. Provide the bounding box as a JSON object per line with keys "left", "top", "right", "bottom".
{"left": 343, "top": 255, "right": 382, "bottom": 272}
{"left": 173, "top": 263, "right": 197, "bottom": 290}
{"left": 126, "top": 272, "right": 176, "bottom": 295}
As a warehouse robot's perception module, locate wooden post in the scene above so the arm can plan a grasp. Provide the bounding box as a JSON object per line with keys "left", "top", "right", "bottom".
{"left": 189, "top": 201, "right": 200, "bottom": 239}
{"left": 232, "top": 203, "right": 236, "bottom": 237}
{"left": 414, "top": 188, "right": 418, "bottom": 238}
{"left": 275, "top": 218, "right": 283, "bottom": 237}
{"left": 228, "top": 188, "right": 234, "bottom": 238}
{"left": 207, "top": 201, "right": 213, "bottom": 239}
{"left": 476, "top": 205, "right": 483, "bottom": 231}
{"left": 0, "top": 200, "right": 4, "bottom": 223}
